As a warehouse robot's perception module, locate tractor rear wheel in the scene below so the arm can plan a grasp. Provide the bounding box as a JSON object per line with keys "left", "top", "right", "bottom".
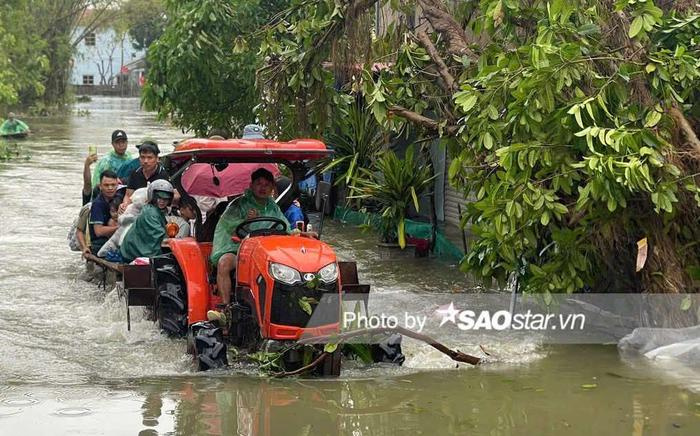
{"left": 156, "top": 264, "right": 187, "bottom": 337}
{"left": 193, "top": 322, "right": 228, "bottom": 371}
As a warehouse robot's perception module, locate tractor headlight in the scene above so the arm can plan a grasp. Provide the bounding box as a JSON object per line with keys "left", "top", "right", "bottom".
{"left": 269, "top": 262, "right": 301, "bottom": 285}
{"left": 317, "top": 263, "right": 338, "bottom": 283}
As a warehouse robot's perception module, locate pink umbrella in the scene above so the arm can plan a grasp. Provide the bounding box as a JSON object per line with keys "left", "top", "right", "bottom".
{"left": 181, "top": 163, "right": 280, "bottom": 197}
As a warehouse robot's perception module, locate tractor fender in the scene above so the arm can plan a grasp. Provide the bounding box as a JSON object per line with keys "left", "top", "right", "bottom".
{"left": 167, "top": 238, "right": 210, "bottom": 324}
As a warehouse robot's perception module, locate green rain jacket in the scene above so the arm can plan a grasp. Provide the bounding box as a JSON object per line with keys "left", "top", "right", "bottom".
{"left": 210, "top": 189, "right": 290, "bottom": 265}
{"left": 91, "top": 149, "right": 135, "bottom": 187}
{"left": 0, "top": 119, "right": 29, "bottom": 135}
{"left": 120, "top": 204, "right": 167, "bottom": 262}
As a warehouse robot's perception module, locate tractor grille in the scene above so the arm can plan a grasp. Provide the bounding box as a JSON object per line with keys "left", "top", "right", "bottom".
{"left": 270, "top": 280, "right": 339, "bottom": 327}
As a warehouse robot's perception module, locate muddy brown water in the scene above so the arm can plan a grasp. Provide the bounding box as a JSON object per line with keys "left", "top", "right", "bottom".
{"left": 0, "top": 97, "right": 698, "bottom": 435}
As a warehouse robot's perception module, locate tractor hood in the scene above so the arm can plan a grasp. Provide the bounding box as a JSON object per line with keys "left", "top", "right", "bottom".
{"left": 254, "top": 236, "right": 337, "bottom": 273}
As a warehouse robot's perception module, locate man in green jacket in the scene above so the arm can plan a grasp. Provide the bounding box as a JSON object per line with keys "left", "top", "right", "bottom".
{"left": 91, "top": 130, "right": 134, "bottom": 187}
{"left": 209, "top": 168, "right": 290, "bottom": 319}
{"left": 0, "top": 112, "right": 30, "bottom": 135}
{"left": 120, "top": 179, "right": 174, "bottom": 263}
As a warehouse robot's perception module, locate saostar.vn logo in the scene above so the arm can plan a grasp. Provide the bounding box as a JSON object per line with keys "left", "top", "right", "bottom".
{"left": 436, "top": 303, "right": 585, "bottom": 331}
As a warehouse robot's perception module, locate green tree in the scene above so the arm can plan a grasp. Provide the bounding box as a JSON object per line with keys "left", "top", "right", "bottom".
{"left": 142, "top": 0, "right": 289, "bottom": 136}
{"left": 0, "top": 0, "right": 49, "bottom": 108}
{"left": 1, "top": 1, "right": 120, "bottom": 108}
{"left": 259, "top": 0, "right": 700, "bottom": 294}
{"left": 118, "top": 0, "right": 166, "bottom": 51}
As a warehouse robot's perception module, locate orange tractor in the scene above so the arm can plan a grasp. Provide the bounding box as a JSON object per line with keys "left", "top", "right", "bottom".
{"left": 121, "top": 138, "right": 403, "bottom": 375}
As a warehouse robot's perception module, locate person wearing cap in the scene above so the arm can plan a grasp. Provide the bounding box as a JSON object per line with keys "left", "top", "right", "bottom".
{"left": 84, "top": 130, "right": 134, "bottom": 204}
{"left": 0, "top": 112, "right": 30, "bottom": 135}
{"left": 120, "top": 140, "right": 172, "bottom": 213}
{"left": 208, "top": 167, "right": 291, "bottom": 324}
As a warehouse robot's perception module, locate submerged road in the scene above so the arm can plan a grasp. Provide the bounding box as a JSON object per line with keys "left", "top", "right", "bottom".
{"left": 0, "top": 97, "right": 698, "bottom": 435}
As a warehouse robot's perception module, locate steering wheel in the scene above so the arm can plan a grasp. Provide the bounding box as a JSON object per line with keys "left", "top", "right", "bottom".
{"left": 235, "top": 217, "right": 288, "bottom": 239}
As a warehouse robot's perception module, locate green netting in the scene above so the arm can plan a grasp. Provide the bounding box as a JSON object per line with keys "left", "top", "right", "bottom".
{"left": 332, "top": 206, "right": 464, "bottom": 262}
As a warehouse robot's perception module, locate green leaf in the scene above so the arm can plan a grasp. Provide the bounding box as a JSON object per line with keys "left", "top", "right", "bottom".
{"left": 483, "top": 132, "right": 494, "bottom": 150}
{"left": 324, "top": 343, "right": 338, "bottom": 353}
{"left": 629, "top": 16, "right": 644, "bottom": 38}
{"left": 410, "top": 186, "right": 420, "bottom": 212}
{"left": 540, "top": 211, "right": 550, "bottom": 226}
{"left": 456, "top": 93, "right": 478, "bottom": 112}
{"left": 487, "top": 105, "right": 499, "bottom": 120}
{"left": 345, "top": 344, "right": 373, "bottom": 363}
{"left": 298, "top": 298, "right": 312, "bottom": 315}
{"left": 448, "top": 158, "right": 461, "bottom": 180}
{"left": 678, "top": 295, "right": 692, "bottom": 311}
{"left": 398, "top": 218, "right": 406, "bottom": 249}
{"left": 644, "top": 110, "right": 662, "bottom": 128}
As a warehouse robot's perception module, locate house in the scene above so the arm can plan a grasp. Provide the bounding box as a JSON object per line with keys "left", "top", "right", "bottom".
{"left": 70, "top": 26, "right": 146, "bottom": 95}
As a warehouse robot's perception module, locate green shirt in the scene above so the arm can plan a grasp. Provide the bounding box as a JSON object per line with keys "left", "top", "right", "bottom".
{"left": 210, "top": 189, "right": 290, "bottom": 265}
{"left": 0, "top": 119, "right": 29, "bottom": 134}
{"left": 92, "top": 149, "right": 135, "bottom": 187}
{"left": 120, "top": 204, "right": 167, "bottom": 262}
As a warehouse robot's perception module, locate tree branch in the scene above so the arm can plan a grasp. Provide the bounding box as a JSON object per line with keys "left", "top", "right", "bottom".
{"left": 416, "top": 0, "right": 478, "bottom": 59}
{"left": 415, "top": 30, "right": 456, "bottom": 92}
{"left": 389, "top": 105, "right": 459, "bottom": 135}
{"left": 668, "top": 105, "right": 700, "bottom": 159}
{"left": 272, "top": 352, "right": 328, "bottom": 378}
{"left": 297, "top": 326, "right": 483, "bottom": 365}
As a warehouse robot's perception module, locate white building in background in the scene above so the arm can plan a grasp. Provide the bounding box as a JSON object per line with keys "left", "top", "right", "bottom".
{"left": 70, "top": 27, "right": 145, "bottom": 87}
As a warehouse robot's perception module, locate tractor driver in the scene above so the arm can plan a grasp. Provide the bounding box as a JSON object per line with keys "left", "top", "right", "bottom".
{"left": 208, "top": 168, "right": 305, "bottom": 323}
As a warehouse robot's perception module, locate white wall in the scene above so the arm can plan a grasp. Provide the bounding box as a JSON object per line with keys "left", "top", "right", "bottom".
{"left": 70, "top": 27, "right": 146, "bottom": 86}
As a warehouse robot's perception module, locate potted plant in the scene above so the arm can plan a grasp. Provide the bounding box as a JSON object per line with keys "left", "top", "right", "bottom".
{"left": 352, "top": 145, "right": 436, "bottom": 248}
{"left": 321, "top": 101, "right": 386, "bottom": 207}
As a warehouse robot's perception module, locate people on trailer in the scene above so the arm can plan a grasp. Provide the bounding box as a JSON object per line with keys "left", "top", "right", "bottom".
{"left": 67, "top": 202, "right": 92, "bottom": 257}
{"left": 208, "top": 127, "right": 230, "bottom": 139}
{"left": 91, "top": 130, "right": 133, "bottom": 192}
{"left": 81, "top": 153, "right": 99, "bottom": 205}
{"left": 166, "top": 196, "right": 198, "bottom": 239}
{"left": 89, "top": 170, "right": 120, "bottom": 254}
{"left": 0, "top": 112, "right": 30, "bottom": 135}
{"left": 208, "top": 168, "right": 291, "bottom": 322}
{"left": 108, "top": 198, "right": 121, "bottom": 227}
{"left": 81, "top": 130, "right": 133, "bottom": 204}
{"left": 76, "top": 204, "right": 91, "bottom": 258}
{"left": 95, "top": 187, "right": 147, "bottom": 259}
{"left": 120, "top": 140, "right": 172, "bottom": 212}
{"left": 120, "top": 180, "right": 175, "bottom": 263}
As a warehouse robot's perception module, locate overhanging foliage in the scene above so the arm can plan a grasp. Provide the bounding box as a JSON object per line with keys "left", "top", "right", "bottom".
{"left": 257, "top": 0, "right": 700, "bottom": 293}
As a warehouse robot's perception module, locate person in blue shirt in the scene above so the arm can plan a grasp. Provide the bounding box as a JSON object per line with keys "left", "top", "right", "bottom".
{"left": 89, "top": 170, "right": 120, "bottom": 254}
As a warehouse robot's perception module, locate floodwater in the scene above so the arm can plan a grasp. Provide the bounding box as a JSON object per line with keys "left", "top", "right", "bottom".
{"left": 0, "top": 97, "right": 698, "bottom": 435}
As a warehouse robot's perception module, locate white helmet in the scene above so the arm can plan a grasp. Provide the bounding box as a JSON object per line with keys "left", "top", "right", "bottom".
{"left": 148, "top": 179, "right": 174, "bottom": 203}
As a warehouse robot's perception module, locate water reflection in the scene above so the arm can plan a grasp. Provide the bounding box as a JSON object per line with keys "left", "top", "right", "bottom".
{"left": 112, "top": 349, "right": 700, "bottom": 436}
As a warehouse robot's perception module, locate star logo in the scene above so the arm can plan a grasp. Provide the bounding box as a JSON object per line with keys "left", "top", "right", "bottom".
{"left": 436, "top": 302, "right": 460, "bottom": 327}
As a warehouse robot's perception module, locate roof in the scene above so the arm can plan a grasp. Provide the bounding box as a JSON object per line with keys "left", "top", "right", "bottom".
{"left": 167, "top": 138, "right": 332, "bottom": 164}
